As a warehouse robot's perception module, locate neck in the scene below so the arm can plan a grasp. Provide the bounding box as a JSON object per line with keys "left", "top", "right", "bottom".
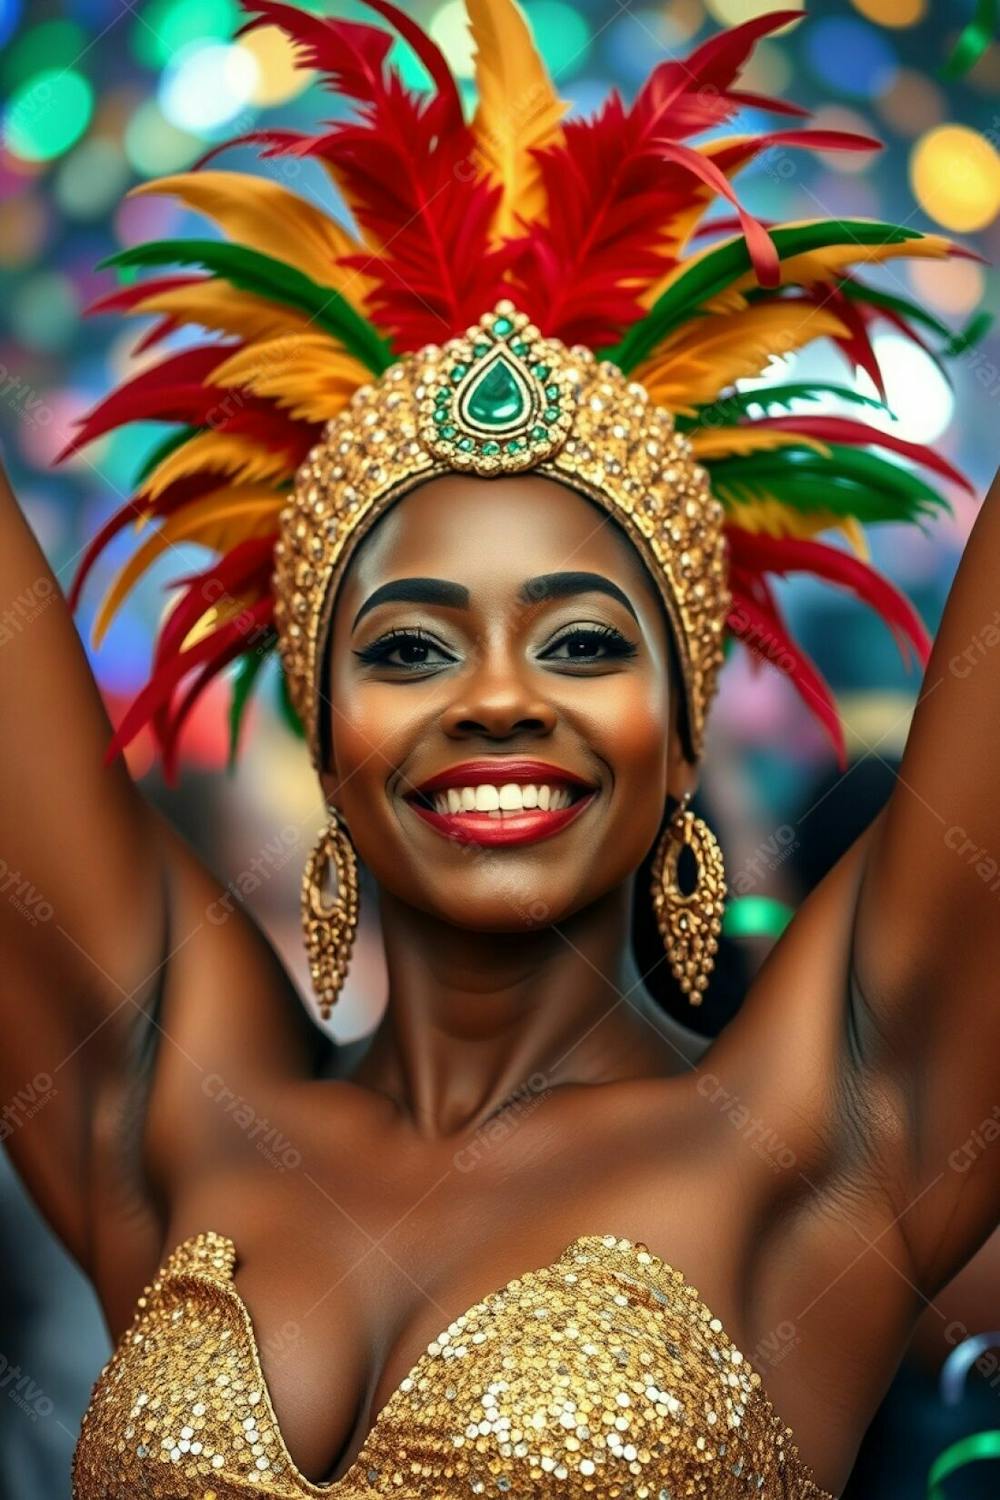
{"left": 352, "top": 882, "right": 697, "bottom": 1136}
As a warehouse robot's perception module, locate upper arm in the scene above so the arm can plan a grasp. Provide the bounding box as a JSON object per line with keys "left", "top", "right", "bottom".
{"left": 0, "top": 461, "right": 168, "bottom": 1270}
{"left": 848, "top": 468, "right": 1000, "bottom": 1292}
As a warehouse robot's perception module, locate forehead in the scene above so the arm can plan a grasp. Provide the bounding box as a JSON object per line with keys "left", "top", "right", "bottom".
{"left": 336, "top": 473, "right": 660, "bottom": 609}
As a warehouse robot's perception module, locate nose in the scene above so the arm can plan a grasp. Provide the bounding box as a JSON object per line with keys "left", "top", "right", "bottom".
{"left": 439, "top": 651, "right": 557, "bottom": 742}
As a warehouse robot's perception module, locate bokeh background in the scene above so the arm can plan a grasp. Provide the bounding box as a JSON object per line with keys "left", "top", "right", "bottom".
{"left": 1, "top": 0, "right": 1000, "bottom": 1495}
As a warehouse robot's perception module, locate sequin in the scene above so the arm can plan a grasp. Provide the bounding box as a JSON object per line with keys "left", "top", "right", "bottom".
{"left": 72, "top": 1230, "right": 832, "bottom": 1499}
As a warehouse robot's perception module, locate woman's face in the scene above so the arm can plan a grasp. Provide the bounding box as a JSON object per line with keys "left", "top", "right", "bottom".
{"left": 322, "top": 473, "right": 689, "bottom": 932}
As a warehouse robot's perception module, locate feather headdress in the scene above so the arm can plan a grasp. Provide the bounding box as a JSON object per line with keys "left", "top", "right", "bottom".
{"left": 63, "top": 0, "right": 981, "bottom": 782}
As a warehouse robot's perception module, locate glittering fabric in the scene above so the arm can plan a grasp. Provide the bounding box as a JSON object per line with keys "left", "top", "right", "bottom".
{"left": 72, "top": 1229, "right": 833, "bottom": 1499}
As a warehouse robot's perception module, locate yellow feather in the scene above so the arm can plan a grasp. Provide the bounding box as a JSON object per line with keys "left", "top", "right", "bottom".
{"left": 690, "top": 427, "right": 830, "bottom": 461}
{"left": 139, "top": 432, "right": 297, "bottom": 501}
{"left": 640, "top": 137, "right": 759, "bottom": 307}
{"left": 467, "top": 0, "right": 568, "bottom": 242}
{"left": 635, "top": 304, "right": 848, "bottom": 411}
{"left": 179, "top": 589, "right": 261, "bottom": 654}
{"left": 726, "top": 225, "right": 957, "bottom": 297}
{"left": 639, "top": 221, "right": 956, "bottom": 317}
{"left": 92, "top": 488, "right": 284, "bottom": 646}
{"left": 129, "top": 172, "right": 378, "bottom": 307}
{"left": 206, "top": 335, "right": 370, "bottom": 424}
{"left": 719, "top": 491, "right": 869, "bottom": 559}
{"left": 129, "top": 282, "right": 314, "bottom": 344}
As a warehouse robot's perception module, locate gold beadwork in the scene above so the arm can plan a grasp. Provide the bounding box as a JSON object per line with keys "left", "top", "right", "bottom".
{"left": 301, "top": 811, "right": 359, "bottom": 1018}
{"left": 272, "top": 300, "right": 730, "bottom": 771}
{"left": 72, "top": 1228, "right": 833, "bottom": 1499}
{"left": 651, "top": 804, "right": 727, "bottom": 1003}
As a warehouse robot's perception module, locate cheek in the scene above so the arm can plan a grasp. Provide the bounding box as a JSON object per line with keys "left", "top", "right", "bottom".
{"left": 573, "top": 667, "right": 670, "bottom": 783}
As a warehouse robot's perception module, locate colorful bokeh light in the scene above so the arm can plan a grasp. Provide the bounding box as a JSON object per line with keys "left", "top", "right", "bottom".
{"left": 911, "top": 124, "right": 1000, "bottom": 233}
{"left": 131, "top": 0, "right": 238, "bottom": 71}
{"left": 850, "top": 0, "right": 926, "bottom": 26}
{"left": 3, "top": 69, "right": 94, "bottom": 163}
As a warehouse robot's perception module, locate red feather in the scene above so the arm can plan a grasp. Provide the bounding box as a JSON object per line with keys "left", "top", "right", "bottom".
{"left": 104, "top": 595, "right": 274, "bottom": 771}
{"left": 55, "top": 347, "right": 237, "bottom": 462}
{"left": 753, "top": 415, "right": 972, "bottom": 493}
{"left": 237, "top": 1, "right": 393, "bottom": 94}
{"left": 153, "top": 537, "right": 277, "bottom": 673}
{"left": 510, "top": 14, "right": 833, "bottom": 344}
{"left": 160, "top": 608, "right": 276, "bottom": 783}
{"left": 727, "top": 529, "right": 932, "bottom": 669}
{"left": 727, "top": 582, "right": 846, "bottom": 765}
{"left": 214, "top": 0, "right": 509, "bottom": 349}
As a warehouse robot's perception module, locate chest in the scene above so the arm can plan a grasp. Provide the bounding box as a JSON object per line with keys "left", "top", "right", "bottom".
{"left": 73, "top": 1231, "right": 832, "bottom": 1499}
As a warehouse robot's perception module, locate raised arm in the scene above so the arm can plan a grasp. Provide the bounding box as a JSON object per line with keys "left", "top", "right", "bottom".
{"left": 0, "top": 457, "right": 168, "bottom": 1269}
{"left": 852, "top": 465, "right": 1000, "bottom": 1293}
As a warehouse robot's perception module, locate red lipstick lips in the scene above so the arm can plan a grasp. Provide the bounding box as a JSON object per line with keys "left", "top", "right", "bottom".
{"left": 405, "top": 758, "right": 596, "bottom": 848}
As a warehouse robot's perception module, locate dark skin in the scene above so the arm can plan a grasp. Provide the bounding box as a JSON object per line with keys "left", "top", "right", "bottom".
{"left": 1, "top": 460, "right": 999, "bottom": 1494}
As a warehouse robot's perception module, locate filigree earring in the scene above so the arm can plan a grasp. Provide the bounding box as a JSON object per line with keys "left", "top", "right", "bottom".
{"left": 301, "top": 808, "right": 359, "bottom": 1019}
{"left": 650, "top": 793, "right": 726, "bottom": 1003}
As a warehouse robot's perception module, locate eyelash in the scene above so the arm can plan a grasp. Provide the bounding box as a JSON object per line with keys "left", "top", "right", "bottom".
{"left": 353, "top": 623, "right": 638, "bottom": 671}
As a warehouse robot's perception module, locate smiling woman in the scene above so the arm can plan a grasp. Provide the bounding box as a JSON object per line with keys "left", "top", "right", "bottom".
{"left": 2, "top": 1, "right": 1000, "bottom": 1499}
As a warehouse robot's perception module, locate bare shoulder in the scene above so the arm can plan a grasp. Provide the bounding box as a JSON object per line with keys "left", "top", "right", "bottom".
{"left": 85, "top": 811, "right": 339, "bottom": 1326}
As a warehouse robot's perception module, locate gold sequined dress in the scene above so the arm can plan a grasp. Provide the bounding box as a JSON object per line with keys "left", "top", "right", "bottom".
{"left": 72, "top": 1230, "right": 835, "bottom": 1499}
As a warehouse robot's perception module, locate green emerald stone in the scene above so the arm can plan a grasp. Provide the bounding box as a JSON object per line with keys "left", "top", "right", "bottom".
{"left": 433, "top": 408, "right": 451, "bottom": 424}
{"left": 511, "top": 340, "right": 528, "bottom": 356}
{"left": 473, "top": 342, "right": 491, "bottom": 358}
{"left": 531, "top": 363, "right": 551, "bottom": 379}
{"left": 436, "top": 386, "right": 451, "bottom": 401}
{"left": 506, "top": 438, "right": 524, "bottom": 453}
{"left": 531, "top": 426, "right": 548, "bottom": 440}
{"left": 544, "top": 406, "right": 560, "bottom": 421}
{"left": 464, "top": 353, "right": 529, "bottom": 428}
{"left": 450, "top": 364, "right": 468, "bottom": 381}
{"left": 458, "top": 437, "right": 474, "bottom": 451}
{"left": 482, "top": 441, "right": 501, "bottom": 454}
{"left": 440, "top": 425, "right": 456, "bottom": 439}
{"left": 545, "top": 384, "right": 560, "bottom": 401}
{"left": 492, "top": 316, "right": 514, "bottom": 336}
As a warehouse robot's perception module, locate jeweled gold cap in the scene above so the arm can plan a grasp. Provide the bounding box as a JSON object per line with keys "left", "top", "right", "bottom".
{"left": 273, "top": 302, "right": 730, "bottom": 770}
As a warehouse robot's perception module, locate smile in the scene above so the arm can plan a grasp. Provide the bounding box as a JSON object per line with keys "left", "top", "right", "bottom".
{"left": 405, "top": 758, "right": 597, "bottom": 848}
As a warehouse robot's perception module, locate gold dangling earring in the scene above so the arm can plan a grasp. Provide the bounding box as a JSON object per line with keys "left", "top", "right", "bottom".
{"left": 650, "top": 793, "right": 726, "bottom": 1004}
{"left": 301, "top": 809, "right": 359, "bottom": 1019}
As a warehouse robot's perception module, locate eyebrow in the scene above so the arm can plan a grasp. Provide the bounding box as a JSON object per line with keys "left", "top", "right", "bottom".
{"left": 519, "top": 571, "right": 639, "bottom": 623}
{"left": 352, "top": 570, "right": 639, "bottom": 630}
{"left": 352, "top": 577, "right": 470, "bottom": 629}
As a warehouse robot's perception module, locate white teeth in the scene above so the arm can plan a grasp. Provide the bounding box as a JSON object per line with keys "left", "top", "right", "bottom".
{"left": 426, "top": 782, "right": 583, "bottom": 815}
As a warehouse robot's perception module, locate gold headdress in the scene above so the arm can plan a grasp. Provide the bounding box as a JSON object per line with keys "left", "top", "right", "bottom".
{"left": 275, "top": 304, "right": 727, "bottom": 766}
{"left": 61, "top": 0, "right": 980, "bottom": 782}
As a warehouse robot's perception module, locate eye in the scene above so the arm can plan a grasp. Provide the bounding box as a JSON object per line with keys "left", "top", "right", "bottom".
{"left": 353, "top": 627, "right": 456, "bottom": 672}
{"left": 540, "top": 623, "right": 638, "bottom": 664}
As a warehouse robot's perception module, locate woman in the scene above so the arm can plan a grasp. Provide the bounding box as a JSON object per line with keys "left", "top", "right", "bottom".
{"left": 2, "top": 2, "right": 998, "bottom": 1496}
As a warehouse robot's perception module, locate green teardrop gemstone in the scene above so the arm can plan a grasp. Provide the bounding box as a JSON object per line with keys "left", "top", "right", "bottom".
{"left": 464, "top": 355, "right": 528, "bottom": 428}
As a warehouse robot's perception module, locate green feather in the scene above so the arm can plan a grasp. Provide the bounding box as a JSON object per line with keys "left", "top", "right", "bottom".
{"left": 99, "top": 240, "right": 394, "bottom": 375}
{"left": 678, "top": 382, "right": 891, "bottom": 432}
{"left": 945, "top": 308, "right": 994, "bottom": 357}
{"left": 133, "top": 424, "right": 202, "bottom": 487}
{"left": 835, "top": 280, "right": 955, "bottom": 344}
{"left": 277, "top": 666, "right": 307, "bottom": 742}
{"left": 709, "top": 444, "right": 951, "bottom": 525}
{"left": 227, "top": 639, "right": 275, "bottom": 772}
{"left": 837, "top": 282, "right": 994, "bottom": 359}
{"left": 605, "top": 221, "right": 926, "bottom": 373}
